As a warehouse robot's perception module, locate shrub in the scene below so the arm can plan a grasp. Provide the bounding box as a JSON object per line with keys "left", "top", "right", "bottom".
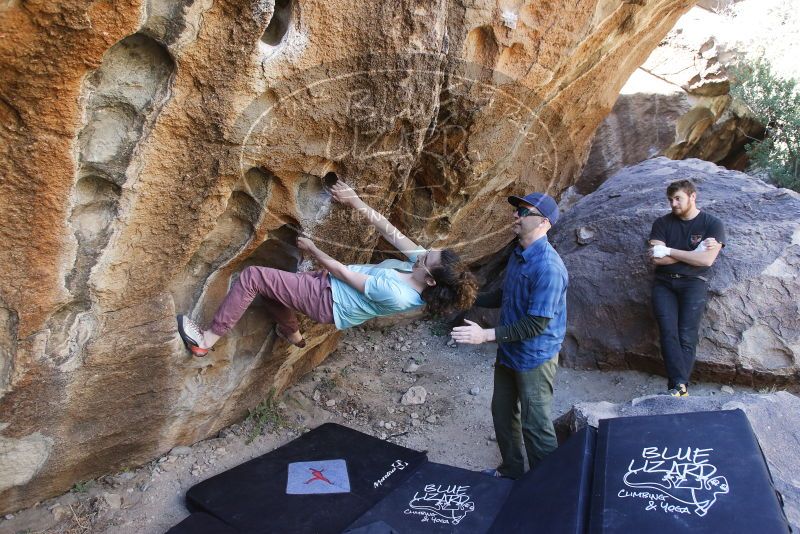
{"left": 245, "top": 389, "right": 286, "bottom": 443}
{"left": 730, "top": 58, "right": 800, "bottom": 190}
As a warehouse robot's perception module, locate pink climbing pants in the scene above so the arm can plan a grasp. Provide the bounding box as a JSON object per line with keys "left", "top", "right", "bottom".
{"left": 208, "top": 267, "right": 335, "bottom": 337}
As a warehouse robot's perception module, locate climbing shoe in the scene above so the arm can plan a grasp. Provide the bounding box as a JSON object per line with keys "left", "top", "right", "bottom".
{"left": 177, "top": 314, "right": 209, "bottom": 357}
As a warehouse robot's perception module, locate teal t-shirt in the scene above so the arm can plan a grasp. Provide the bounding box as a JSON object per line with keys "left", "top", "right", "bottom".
{"left": 329, "top": 250, "right": 425, "bottom": 329}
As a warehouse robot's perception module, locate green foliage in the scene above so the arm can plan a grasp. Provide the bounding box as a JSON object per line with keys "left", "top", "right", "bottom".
{"left": 71, "top": 480, "right": 90, "bottom": 493}
{"left": 245, "top": 389, "right": 286, "bottom": 444}
{"left": 428, "top": 319, "right": 449, "bottom": 337}
{"left": 730, "top": 58, "right": 800, "bottom": 190}
{"left": 317, "top": 375, "right": 338, "bottom": 393}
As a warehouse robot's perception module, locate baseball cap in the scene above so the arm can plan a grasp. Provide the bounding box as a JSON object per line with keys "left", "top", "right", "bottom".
{"left": 508, "top": 192, "right": 559, "bottom": 224}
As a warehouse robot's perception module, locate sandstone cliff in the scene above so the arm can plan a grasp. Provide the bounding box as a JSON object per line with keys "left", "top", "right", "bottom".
{"left": 0, "top": 0, "right": 693, "bottom": 512}
{"left": 576, "top": 0, "right": 799, "bottom": 193}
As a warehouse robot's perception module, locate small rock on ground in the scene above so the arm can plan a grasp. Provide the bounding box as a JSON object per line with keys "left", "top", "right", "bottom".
{"left": 401, "top": 386, "right": 427, "bottom": 405}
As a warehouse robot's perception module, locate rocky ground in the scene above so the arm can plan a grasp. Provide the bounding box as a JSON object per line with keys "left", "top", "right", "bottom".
{"left": 0, "top": 318, "right": 764, "bottom": 534}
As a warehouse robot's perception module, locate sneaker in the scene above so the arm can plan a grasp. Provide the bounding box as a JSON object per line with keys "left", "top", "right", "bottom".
{"left": 177, "top": 315, "right": 209, "bottom": 356}
{"left": 667, "top": 384, "right": 689, "bottom": 397}
{"left": 481, "top": 468, "right": 511, "bottom": 479}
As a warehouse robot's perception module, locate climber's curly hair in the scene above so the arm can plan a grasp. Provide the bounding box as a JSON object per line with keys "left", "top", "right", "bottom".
{"left": 421, "top": 249, "right": 479, "bottom": 316}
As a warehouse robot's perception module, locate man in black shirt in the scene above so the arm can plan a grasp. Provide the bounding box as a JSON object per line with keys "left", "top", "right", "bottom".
{"left": 648, "top": 179, "right": 725, "bottom": 397}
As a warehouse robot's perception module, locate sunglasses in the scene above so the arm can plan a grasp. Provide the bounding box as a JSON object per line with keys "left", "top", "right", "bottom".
{"left": 515, "top": 206, "right": 544, "bottom": 218}
{"left": 417, "top": 252, "right": 434, "bottom": 278}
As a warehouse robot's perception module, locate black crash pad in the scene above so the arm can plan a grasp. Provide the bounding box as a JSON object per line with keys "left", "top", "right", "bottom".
{"left": 488, "top": 425, "right": 597, "bottom": 534}
{"left": 588, "top": 409, "right": 790, "bottom": 534}
{"left": 165, "top": 512, "right": 238, "bottom": 533}
{"left": 345, "top": 461, "right": 514, "bottom": 533}
{"left": 185, "top": 423, "right": 427, "bottom": 534}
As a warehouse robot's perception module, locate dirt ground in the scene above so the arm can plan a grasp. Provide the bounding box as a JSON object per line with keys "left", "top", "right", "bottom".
{"left": 0, "top": 318, "right": 760, "bottom": 534}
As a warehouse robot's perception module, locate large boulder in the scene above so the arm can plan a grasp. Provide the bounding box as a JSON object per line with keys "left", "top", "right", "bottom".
{"left": 552, "top": 157, "right": 800, "bottom": 385}
{"left": 555, "top": 392, "right": 800, "bottom": 531}
{"left": 653, "top": 4, "right": 764, "bottom": 165}
{"left": 576, "top": 69, "right": 691, "bottom": 195}
{"left": 576, "top": 0, "right": 800, "bottom": 193}
{"left": 0, "top": 0, "right": 696, "bottom": 513}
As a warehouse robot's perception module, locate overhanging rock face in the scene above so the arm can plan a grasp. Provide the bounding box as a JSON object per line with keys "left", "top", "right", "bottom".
{"left": 553, "top": 157, "right": 800, "bottom": 385}
{"left": 0, "top": 0, "right": 694, "bottom": 512}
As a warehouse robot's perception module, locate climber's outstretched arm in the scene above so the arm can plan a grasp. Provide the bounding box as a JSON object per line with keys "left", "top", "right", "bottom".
{"left": 330, "top": 180, "right": 423, "bottom": 259}
{"left": 297, "top": 237, "right": 368, "bottom": 293}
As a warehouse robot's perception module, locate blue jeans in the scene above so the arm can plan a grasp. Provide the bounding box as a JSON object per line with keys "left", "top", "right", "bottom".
{"left": 652, "top": 275, "right": 708, "bottom": 387}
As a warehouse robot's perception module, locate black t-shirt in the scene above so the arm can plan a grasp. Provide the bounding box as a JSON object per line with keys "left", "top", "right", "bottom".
{"left": 649, "top": 211, "right": 726, "bottom": 276}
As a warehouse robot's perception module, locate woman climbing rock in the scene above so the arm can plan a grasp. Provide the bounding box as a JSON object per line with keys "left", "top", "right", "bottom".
{"left": 177, "top": 179, "right": 478, "bottom": 355}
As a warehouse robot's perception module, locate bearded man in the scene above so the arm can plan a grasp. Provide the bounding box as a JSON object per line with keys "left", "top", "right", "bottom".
{"left": 649, "top": 179, "right": 726, "bottom": 397}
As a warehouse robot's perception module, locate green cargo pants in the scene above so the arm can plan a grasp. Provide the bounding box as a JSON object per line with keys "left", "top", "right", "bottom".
{"left": 491, "top": 354, "right": 558, "bottom": 479}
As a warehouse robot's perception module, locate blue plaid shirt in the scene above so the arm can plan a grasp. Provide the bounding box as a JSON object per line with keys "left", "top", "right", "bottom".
{"left": 497, "top": 236, "right": 568, "bottom": 371}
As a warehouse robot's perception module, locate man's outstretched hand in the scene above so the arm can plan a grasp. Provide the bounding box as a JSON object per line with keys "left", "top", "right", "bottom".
{"left": 451, "top": 319, "right": 490, "bottom": 345}
{"left": 330, "top": 180, "right": 363, "bottom": 208}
